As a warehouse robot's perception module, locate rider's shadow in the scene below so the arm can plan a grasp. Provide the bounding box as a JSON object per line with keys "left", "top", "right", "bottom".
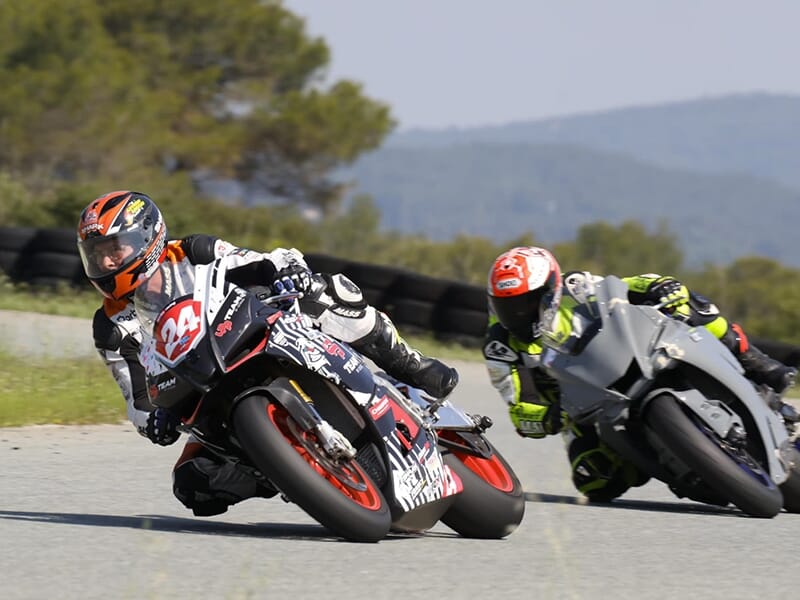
{"left": 524, "top": 492, "right": 746, "bottom": 517}
{"left": 0, "top": 509, "right": 425, "bottom": 542}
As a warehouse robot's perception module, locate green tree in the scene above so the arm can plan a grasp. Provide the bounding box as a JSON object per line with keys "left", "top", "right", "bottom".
{"left": 560, "top": 220, "right": 684, "bottom": 275}
{"left": 0, "top": 0, "right": 394, "bottom": 217}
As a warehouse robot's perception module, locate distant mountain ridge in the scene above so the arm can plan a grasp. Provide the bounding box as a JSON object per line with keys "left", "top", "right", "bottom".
{"left": 341, "top": 93, "right": 800, "bottom": 267}
{"left": 388, "top": 93, "right": 800, "bottom": 190}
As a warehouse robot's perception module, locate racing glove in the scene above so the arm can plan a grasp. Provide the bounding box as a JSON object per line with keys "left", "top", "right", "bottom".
{"left": 509, "top": 401, "right": 561, "bottom": 438}
{"left": 645, "top": 277, "right": 689, "bottom": 312}
{"left": 272, "top": 264, "right": 312, "bottom": 298}
{"left": 145, "top": 408, "right": 181, "bottom": 446}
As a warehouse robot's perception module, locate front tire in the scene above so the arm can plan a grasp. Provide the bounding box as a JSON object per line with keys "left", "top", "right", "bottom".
{"left": 233, "top": 394, "right": 392, "bottom": 542}
{"left": 439, "top": 433, "right": 525, "bottom": 538}
{"left": 646, "top": 394, "right": 783, "bottom": 518}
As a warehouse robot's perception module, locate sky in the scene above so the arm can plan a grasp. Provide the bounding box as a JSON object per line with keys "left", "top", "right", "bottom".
{"left": 284, "top": 0, "right": 800, "bottom": 130}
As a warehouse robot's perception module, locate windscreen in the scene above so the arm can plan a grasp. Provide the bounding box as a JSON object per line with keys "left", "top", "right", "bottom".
{"left": 133, "top": 260, "right": 197, "bottom": 335}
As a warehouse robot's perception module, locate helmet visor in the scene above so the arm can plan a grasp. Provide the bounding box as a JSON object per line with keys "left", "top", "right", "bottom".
{"left": 78, "top": 230, "right": 147, "bottom": 279}
{"left": 490, "top": 287, "right": 548, "bottom": 342}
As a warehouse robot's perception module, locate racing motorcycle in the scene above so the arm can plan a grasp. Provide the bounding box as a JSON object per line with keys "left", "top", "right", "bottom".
{"left": 540, "top": 275, "right": 800, "bottom": 518}
{"left": 133, "top": 256, "right": 525, "bottom": 542}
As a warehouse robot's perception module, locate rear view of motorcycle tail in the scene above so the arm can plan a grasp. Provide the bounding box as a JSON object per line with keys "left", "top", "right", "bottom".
{"left": 543, "top": 276, "right": 799, "bottom": 518}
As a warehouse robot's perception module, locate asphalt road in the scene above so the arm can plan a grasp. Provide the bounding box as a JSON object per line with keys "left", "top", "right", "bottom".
{"left": 1, "top": 313, "right": 798, "bottom": 599}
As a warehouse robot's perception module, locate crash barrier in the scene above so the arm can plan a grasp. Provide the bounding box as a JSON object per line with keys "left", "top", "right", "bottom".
{"left": 2, "top": 226, "right": 799, "bottom": 363}
{"left": 0, "top": 226, "right": 488, "bottom": 345}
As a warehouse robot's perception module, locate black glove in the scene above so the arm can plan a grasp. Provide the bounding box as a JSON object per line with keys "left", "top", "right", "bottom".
{"left": 272, "top": 264, "right": 312, "bottom": 297}
{"left": 145, "top": 408, "right": 181, "bottom": 446}
{"left": 645, "top": 277, "right": 689, "bottom": 311}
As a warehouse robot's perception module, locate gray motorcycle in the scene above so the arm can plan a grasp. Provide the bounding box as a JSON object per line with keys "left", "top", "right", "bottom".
{"left": 540, "top": 275, "right": 800, "bottom": 518}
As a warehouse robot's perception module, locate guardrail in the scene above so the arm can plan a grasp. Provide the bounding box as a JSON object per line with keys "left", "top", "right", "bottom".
{"left": 2, "top": 226, "right": 798, "bottom": 364}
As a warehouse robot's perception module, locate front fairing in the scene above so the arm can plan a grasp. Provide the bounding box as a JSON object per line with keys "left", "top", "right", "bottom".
{"left": 264, "top": 311, "right": 376, "bottom": 395}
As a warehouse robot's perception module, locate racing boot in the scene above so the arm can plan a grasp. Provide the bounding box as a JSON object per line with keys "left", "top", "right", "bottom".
{"left": 737, "top": 345, "right": 799, "bottom": 422}
{"left": 351, "top": 311, "right": 459, "bottom": 398}
{"left": 737, "top": 345, "right": 797, "bottom": 394}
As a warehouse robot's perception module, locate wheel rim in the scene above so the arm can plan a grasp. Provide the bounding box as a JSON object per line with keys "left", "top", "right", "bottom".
{"left": 440, "top": 432, "right": 515, "bottom": 492}
{"left": 266, "top": 403, "right": 384, "bottom": 510}
{"left": 689, "top": 410, "right": 777, "bottom": 490}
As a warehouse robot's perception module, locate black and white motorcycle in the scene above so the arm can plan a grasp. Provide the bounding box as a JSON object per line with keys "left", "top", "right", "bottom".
{"left": 134, "top": 256, "right": 525, "bottom": 541}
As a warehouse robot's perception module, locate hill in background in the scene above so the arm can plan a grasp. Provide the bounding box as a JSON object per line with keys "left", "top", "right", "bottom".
{"left": 340, "top": 93, "right": 800, "bottom": 267}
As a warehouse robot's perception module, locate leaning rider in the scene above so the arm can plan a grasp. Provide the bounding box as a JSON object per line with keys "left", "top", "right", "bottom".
{"left": 483, "top": 245, "right": 797, "bottom": 502}
{"left": 77, "top": 190, "right": 459, "bottom": 516}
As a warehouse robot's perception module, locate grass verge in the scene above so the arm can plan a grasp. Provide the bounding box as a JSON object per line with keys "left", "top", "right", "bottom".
{"left": 0, "top": 351, "right": 124, "bottom": 426}
{"left": 0, "top": 280, "right": 481, "bottom": 427}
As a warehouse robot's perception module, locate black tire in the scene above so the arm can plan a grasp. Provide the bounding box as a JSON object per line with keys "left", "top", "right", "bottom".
{"left": 393, "top": 273, "right": 450, "bottom": 304}
{"left": 385, "top": 298, "right": 436, "bottom": 330}
{"left": 233, "top": 394, "right": 392, "bottom": 542}
{"left": 343, "top": 262, "right": 399, "bottom": 290}
{"left": 441, "top": 282, "right": 487, "bottom": 312}
{"left": 304, "top": 254, "right": 352, "bottom": 276}
{"left": 0, "top": 249, "right": 20, "bottom": 278}
{"left": 20, "top": 252, "right": 83, "bottom": 284}
{"left": 778, "top": 445, "right": 800, "bottom": 513}
{"left": 29, "top": 228, "right": 78, "bottom": 255}
{"left": 435, "top": 307, "right": 488, "bottom": 337}
{"left": 0, "top": 227, "right": 37, "bottom": 252}
{"left": 645, "top": 394, "right": 783, "bottom": 518}
{"left": 439, "top": 435, "right": 525, "bottom": 538}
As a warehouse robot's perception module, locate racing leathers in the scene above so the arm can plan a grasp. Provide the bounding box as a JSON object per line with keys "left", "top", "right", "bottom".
{"left": 93, "top": 234, "right": 458, "bottom": 516}
{"left": 483, "top": 270, "right": 797, "bottom": 501}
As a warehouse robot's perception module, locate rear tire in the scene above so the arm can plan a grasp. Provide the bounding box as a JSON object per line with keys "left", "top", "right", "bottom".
{"left": 778, "top": 445, "right": 800, "bottom": 513}
{"left": 646, "top": 394, "right": 783, "bottom": 518}
{"left": 439, "top": 435, "right": 525, "bottom": 538}
{"left": 233, "top": 394, "right": 392, "bottom": 542}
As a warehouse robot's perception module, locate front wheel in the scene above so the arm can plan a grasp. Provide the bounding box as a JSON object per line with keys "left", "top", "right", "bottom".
{"left": 233, "top": 394, "right": 392, "bottom": 542}
{"left": 438, "top": 432, "right": 525, "bottom": 538}
{"left": 645, "top": 394, "right": 783, "bottom": 518}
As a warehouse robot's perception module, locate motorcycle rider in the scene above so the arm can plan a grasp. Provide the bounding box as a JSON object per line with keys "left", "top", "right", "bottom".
{"left": 77, "top": 190, "right": 459, "bottom": 516}
{"left": 484, "top": 246, "right": 798, "bottom": 502}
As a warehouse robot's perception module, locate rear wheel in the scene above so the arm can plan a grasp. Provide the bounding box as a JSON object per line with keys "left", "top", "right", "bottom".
{"left": 439, "top": 432, "right": 525, "bottom": 538}
{"left": 778, "top": 444, "right": 800, "bottom": 512}
{"left": 233, "top": 394, "right": 392, "bottom": 542}
{"left": 645, "top": 394, "right": 783, "bottom": 518}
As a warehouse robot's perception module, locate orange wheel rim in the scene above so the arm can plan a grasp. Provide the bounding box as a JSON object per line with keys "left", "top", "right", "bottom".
{"left": 267, "top": 403, "right": 384, "bottom": 510}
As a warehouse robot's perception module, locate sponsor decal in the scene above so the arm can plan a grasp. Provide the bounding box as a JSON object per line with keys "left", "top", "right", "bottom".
{"left": 369, "top": 395, "right": 391, "bottom": 419}
{"left": 215, "top": 320, "right": 233, "bottom": 337}
{"left": 80, "top": 223, "right": 103, "bottom": 236}
{"left": 322, "top": 339, "right": 346, "bottom": 359}
{"left": 157, "top": 377, "right": 176, "bottom": 391}
{"left": 496, "top": 277, "right": 521, "bottom": 290}
{"left": 215, "top": 241, "right": 235, "bottom": 256}
{"left": 343, "top": 355, "right": 362, "bottom": 374}
{"left": 124, "top": 199, "right": 146, "bottom": 224}
{"left": 485, "top": 340, "right": 516, "bottom": 361}
{"left": 224, "top": 289, "right": 247, "bottom": 320}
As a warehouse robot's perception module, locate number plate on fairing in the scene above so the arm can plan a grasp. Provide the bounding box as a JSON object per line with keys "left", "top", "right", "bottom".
{"left": 153, "top": 296, "right": 205, "bottom": 366}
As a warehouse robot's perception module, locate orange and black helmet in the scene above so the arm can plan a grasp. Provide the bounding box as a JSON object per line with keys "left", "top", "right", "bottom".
{"left": 77, "top": 191, "right": 167, "bottom": 300}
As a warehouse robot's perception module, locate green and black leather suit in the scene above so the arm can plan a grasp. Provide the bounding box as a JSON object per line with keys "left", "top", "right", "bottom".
{"left": 483, "top": 270, "right": 795, "bottom": 501}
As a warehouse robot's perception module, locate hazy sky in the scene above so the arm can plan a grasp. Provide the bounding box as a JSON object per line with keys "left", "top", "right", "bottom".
{"left": 284, "top": 0, "right": 800, "bottom": 130}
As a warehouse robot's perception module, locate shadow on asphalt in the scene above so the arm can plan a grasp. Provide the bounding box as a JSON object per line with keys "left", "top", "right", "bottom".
{"left": 0, "top": 509, "right": 433, "bottom": 542}
{"left": 524, "top": 492, "right": 746, "bottom": 517}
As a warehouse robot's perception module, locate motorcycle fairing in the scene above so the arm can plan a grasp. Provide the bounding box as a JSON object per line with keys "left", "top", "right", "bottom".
{"left": 264, "top": 312, "right": 375, "bottom": 394}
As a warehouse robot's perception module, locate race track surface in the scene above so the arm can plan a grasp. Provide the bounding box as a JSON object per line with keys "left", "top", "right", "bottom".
{"left": 1, "top": 313, "right": 798, "bottom": 599}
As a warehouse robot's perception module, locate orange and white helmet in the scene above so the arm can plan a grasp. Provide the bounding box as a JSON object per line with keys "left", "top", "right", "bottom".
{"left": 487, "top": 246, "right": 562, "bottom": 341}
{"left": 77, "top": 191, "right": 167, "bottom": 300}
